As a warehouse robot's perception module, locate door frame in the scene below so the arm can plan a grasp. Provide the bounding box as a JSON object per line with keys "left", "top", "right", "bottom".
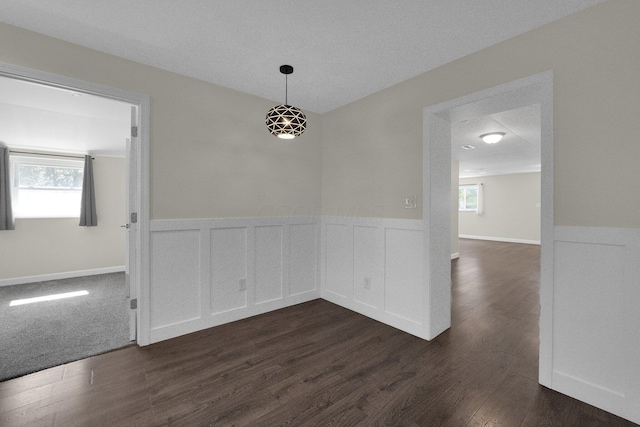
{"left": 422, "top": 70, "right": 554, "bottom": 385}
{"left": 0, "top": 62, "right": 152, "bottom": 346}
{"left": 125, "top": 106, "right": 139, "bottom": 341}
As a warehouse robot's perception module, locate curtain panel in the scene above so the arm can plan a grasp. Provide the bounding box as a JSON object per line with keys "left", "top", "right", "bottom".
{"left": 79, "top": 155, "right": 97, "bottom": 226}
{"left": 0, "top": 147, "right": 15, "bottom": 230}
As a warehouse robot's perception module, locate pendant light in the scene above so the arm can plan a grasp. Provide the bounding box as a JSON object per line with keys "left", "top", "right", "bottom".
{"left": 265, "top": 65, "right": 307, "bottom": 139}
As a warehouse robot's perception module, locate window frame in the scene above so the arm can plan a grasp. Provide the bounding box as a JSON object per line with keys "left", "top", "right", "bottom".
{"left": 459, "top": 184, "right": 479, "bottom": 212}
{"left": 10, "top": 154, "right": 85, "bottom": 219}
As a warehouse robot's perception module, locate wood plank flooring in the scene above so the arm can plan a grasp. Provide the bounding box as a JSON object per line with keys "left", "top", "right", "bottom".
{"left": 1, "top": 239, "right": 636, "bottom": 426}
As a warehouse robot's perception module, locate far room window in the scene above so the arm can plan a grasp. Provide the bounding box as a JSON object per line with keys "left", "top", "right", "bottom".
{"left": 459, "top": 184, "right": 478, "bottom": 211}
{"left": 11, "top": 155, "right": 84, "bottom": 218}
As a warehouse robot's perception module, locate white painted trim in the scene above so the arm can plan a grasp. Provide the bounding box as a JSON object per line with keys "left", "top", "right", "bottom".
{"left": 552, "top": 371, "right": 625, "bottom": 419}
{"left": 149, "top": 216, "right": 321, "bottom": 344}
{"left": 423, "top": 70, "right": 554, "bottom": 374}
{"left": 321, "top": 216, "right": 423, "bottom": 230}
{"left": 150, "top": 216, "right": 321, "bottom": 231}
{"left": 321, "top": 216, "right": 426, "bottom": 339}
{"left": 538, "top": 72, "right": 555, "bottom": 388}
{"left": 551, "top": 226, "right": 640, "bottom": 424}
{"left": 0, "top": 61, "right": 151, "bottom": 346}
{"left": 451, "top": 252, "right": 460, "bottom": 260}
{"left": 150, "top": 291, "right": 318, "bottom": 343}
{"left": 0, "top": 266, "right": 126, "bottom": 287}
{"left": 423, "top": 112, "right": 452, "bottom": 339}
{"left": 459, "top": 235, "right": 540, "bottom": 245}
{"left": 554, "top": 225, "right": 638, "bottom": 245}
{"left": 322, "top": 291, "right": 423, "bottom": 338}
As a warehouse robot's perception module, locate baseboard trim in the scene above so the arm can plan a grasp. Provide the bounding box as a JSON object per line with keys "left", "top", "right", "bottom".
{"left": 451, "top": 252, "right": 460, "bottom": 260}
{"left": 552, "top": 370, "right": 625, "bottom": 421}
{"left": 459, "top": 235, "right": 540, "bottom": 245}
{"left": 150, "top": 291, "right": 321, "bottom": 344}
{"left": 0, "top": 266, "right": 126, "bottom": 287}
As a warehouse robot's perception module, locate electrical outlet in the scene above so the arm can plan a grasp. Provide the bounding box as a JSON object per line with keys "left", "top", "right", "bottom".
{"left": 239, "top": 278, "right": 246, "bottom": 292}
{"left": 404, "top": 195, "right": 417, "bottom": 209}
{"left": 364, "top": 277, "right": 371, "bottom": 289}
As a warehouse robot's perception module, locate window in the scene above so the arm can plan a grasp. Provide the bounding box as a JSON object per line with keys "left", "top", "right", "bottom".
{"left": 459, "top": 184, "right": 478, "bottom": 211}
{"left": 11, "top": 155, "right": 84, "bottom": 218}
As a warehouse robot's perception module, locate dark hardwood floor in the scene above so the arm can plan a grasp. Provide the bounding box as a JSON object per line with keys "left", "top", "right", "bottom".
{"left": 1, "top": 239, "right": 636, "bottom": 426}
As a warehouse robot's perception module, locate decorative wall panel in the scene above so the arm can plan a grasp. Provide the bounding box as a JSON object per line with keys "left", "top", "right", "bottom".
{"left": 211, "top": 227, "right": 248, "bottom": 314}
{"left": 150, "top": 230, "right": 201, "bottom": 329}
{"left": 149, "top": 217, "right": 320, "bottom": 343}
{"left": 552, "top": 226, "right": 640, "bottom": 422}
{"left": 254, "top": 226, "right": 283, "bottom": 304}
{"left": 322, "top": 217, "right": 425, "bottom": 338}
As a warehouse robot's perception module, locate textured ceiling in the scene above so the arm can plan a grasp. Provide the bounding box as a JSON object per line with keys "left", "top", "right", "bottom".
{"left": 0, "top": 76, "right": 131, "bottom": 157}
{"left": 0, "top": 0, "right": 606, "bottom": 113}
{"left": 452, "top": 104, "right": 541, "bottom": 178}
{"left": 0, "top": 76, "right": 131, "bottom": 122}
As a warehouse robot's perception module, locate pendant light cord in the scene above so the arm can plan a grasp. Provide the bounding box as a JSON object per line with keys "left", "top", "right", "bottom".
{"left": 285, "top": 74, "right": 288, "bottom": 105}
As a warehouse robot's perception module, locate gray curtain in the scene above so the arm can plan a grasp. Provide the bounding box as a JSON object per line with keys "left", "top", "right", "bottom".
{"left": 79, "top": 155, "right": 97, "bottom": 226}
{"left": 0, "top": 147, "right": 15, "bottom": 230}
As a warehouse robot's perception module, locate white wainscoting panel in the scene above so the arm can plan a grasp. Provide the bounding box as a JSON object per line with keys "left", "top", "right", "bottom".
{"left": 324, "top": 224, "right": 352, "bottom": 300}
{"left": 149, "top": 217, "right": 320, "bottom": 343}
{"left": 289, "top": 224, "right": 318, "bottom": 296}
{"left": 385, "top": 228, "right": 423, "bottom": 326}
{"left": 322, "top": 217, "right": 426, "bottom": 339}
{"left": 150, "top": 230, "right": 201, "bottom": 330}
{"left": 353, "top": 226, "right": 382, "bottom": 311}
{"left": 551, "top": 226, "right": 640, "bottom": 424}
{"left": 254, "top": 226, "right": 283, "bottom": 304}
{"left": 211, "top": 227, "right": 248, "bottom": 314}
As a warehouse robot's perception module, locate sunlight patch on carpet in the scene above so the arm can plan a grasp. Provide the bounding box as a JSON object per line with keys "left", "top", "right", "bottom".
{"left": 9, "top": 290, "right": 89, "bottom": 306}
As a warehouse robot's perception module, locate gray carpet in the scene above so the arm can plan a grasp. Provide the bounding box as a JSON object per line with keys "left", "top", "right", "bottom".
{"left": 0, "top": 272, "right": 131, "bottom": 381}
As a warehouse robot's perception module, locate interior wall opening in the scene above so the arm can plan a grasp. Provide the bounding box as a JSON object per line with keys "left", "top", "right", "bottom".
{"left": 0, "top": 70, "right": 143, "bottom": 380}
{"left": 423, "top": 71, "right": 553, "bottom": 384}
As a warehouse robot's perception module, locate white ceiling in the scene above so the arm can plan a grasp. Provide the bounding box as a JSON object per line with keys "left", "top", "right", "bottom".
{"left": 0, "top": 76, "right": 131, "bottom": 157}
{"left": 452, "top": 104, "right": 541, "bottom": 178}
{"left": 0, "top": 0, "right": 606, "bottom": 114}
{"left": 0, "top": 76, "right": 131, "bottom": 122}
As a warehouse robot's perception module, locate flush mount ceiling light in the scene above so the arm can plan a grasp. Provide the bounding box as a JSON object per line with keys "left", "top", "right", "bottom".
{"left": 461, "top": 144, "right": 476, "bottom": 150}
{"left": 266, "top": 65, "right": 307, "bottom": 139}
{"left": 480, "top": 132, "right": 505, "bottom": 144}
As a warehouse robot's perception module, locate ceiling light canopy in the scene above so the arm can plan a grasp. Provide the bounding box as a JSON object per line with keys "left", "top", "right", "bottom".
{"left": 480, "top": 132, "right": 505, "bottom": 144}
{"left": 266, "top": 65, "right": 307, "bottom": 139}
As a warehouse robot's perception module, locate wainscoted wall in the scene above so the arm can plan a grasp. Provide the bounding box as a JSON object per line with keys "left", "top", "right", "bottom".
{"left": 549, "top": 226, "right": 640, "bottom": 423}
{"left": 148, "top": 217, "right": 640, "bottom": 423}
{"left": 149, "top": 217, "right": 320, "bottom": 343}
{"left": 321, "top": 217, "right": 426, "bottom": 339}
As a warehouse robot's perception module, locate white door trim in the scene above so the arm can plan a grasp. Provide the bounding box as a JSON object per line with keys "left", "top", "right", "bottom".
{"left": 0, "top": 61, "right": 152, "bottom": 346}
{"left": 422, "top": 71, "right": 554, "bottom": 384}
{"left": 126, "top": 105, "right": 139, "bottom": 342}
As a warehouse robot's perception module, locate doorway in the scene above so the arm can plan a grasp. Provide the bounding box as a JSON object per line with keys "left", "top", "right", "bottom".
{"left": 422, "top": 71, "right": 554, "bottom": 385}
{"left": 0, "top": 62, "right": 150, "bottom": 376}
{"left": 454, "top": 104, "right": 542, "bottom": 247}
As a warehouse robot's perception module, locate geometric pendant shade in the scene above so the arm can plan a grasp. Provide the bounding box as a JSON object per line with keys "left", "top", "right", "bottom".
{"left": 265, "top": 104, "right": 307, "bottom": 139}
{"left": 265, "top": 65, "right": 306, "bottom": 139}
